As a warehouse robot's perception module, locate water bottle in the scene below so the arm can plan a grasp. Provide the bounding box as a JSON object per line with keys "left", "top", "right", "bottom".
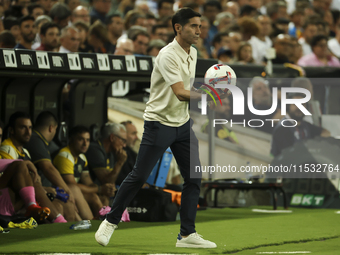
{"left": 70, "top": 220, "right": 92, "bottom": 230}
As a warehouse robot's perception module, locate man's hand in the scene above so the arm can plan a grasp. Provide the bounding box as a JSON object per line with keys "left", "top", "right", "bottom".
{"left": 25, "top": 161, "right": 39, "bottom": 183}
{"left": 116, "top": 148, "right": 127, "bottom": 165}
{"left": 100, "top": 183, "right": 116, "bottom": 197}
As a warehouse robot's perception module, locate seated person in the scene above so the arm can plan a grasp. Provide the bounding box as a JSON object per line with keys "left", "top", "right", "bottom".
{"left": 24, "top": 111, "right": 78, "bottom": 222}
{"left": 54, "top": 126, "right": 115, "bottom": 218}
{"left": 201, "top": 97, "right": 238, "bottom": 144}
{"left": 271, "top": 93, "right": 331, "bottom": 156}
{"left": 115, "top": 121, "right": 138, "bottom": 186}
{"left": 0, "top": 112, "right": 32, "bottom": 160}
{"left": 86, "top": 123, "right": 127, "bottom": 186}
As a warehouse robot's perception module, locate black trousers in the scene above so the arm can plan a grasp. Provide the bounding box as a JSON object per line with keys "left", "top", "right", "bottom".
{"left": 106, "top": 119, "right": 202, "bottom": 236}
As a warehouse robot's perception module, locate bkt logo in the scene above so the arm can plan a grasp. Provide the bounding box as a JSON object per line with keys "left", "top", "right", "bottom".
{"left": 290, "top": 194, "right": 325, "bottom": 206}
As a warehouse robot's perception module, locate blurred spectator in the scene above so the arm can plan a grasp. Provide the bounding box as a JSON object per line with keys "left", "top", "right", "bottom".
{"left": 90, "top": 0, "right": 112, "bottom": 24}
{"left": 36, "top": 0, "right": 54, "bottom": 14}
{"left": 211, "top": 31, "right": 230, "bottom": 59}
{"left": 3, "top": 16, "right": 21, "bottom": 43}
{"left": 124, "top": 10, "right": 146, "bottom": 32}
{"left": 64, "top": 0, "right": 80, "bottom": 12}
{"left": 147, "top": 39, "right": 166, "bottom": 57}
{"left": 228, "top": 31, "right": 242, "bottom": 58}
{"left": 217, "top": 46, "right": 233, "bottom": 63}
{"left": 114, "top": 38, "right": 134, "bottom": 55}
{"left": 36, "top": 22, "right": 60, "bottom": 51}
{"left": 59, "top": 25, "right": 80, "bottom": 53}
{"left": 87, "top": 20, "right": 108, "bottom": 53}
{"left": 288, "top": 9, "right": 304, "bottom": 38}
{"left": 115, "top": 121, "right": 138, "bottom": 186}
{"left": 0, "top": 30, "right": 16, "bottom": 48}
{"left": 268, "top": 34, "right": 294, "bottom": 64}
{"left": 236, "top": 42, "right": 255, "bottom": 64}
{"left": 31, "top": 15, "right": 52, "bottom": 49}
{"left": 14, "top": 15, "right": 35, "bottom": 49}
{"left": 53, "top": 126, "right": 115, "bottom": 217}
{"left": 200, "top": 16, "right": 211, "bottom": 56}
{"left": 201, "top": 97, "right": 238, "bottom": 144}
{"left": 271, "top": 93, "right": 330, "bottom": 156}
{"left": 157, "top": 0, "right": 174, "bottom": 19}
{"left": 27, "top": 3, "right": 44, "bottom": 20}
{"left": 298, "top": 17, "right": 318, "bottom": 56}
{"left": 224, "top": 1, "right": 240, "bottom": 18}
{"left": 328, "top": 21, "right": 340, "bottom": 58}
{"left": 145, "top": 13, "right": 157, "bottom": 35}
{"left": 204, "top": 0, "right": 222, "bottom": 43}
{"left": 105, "top": 14, "right": 124, "bottom": 54}
{"left": 297, "top": 34, "right": 340, "bottom": 67}
{"left": 266, "top": 1, "right": 288, "bottom": 22}
{"left": 249, "top": 14, "right": 272, "bottom": 64}
{"left": 274, "top": 17, "right": 290, "bottom": 35}
{"left": 240, "top": 5, "right": 258, "bottom": 18}
{"left": 49, "top": 3, "right": 71, "bottom": 29}
{"left": 0, "top": 112, "right": 31, "bottom": 160}
{"left": 215, "top": 11, "right": 233, "bottom": 32}
{"left": 130, "top": 29, "right": 150, "bottom": 55}
{"left": 151, "top": 24, "right": 168, "bottom": 43}
{"left": 135, "top": 1, "right": 150, "bottom": 15}
{"left": 74, "top": 20, "right": 94, "bottom": 53}
{"left": 245, "top": 77, "right": 281, "bottom": 134}
{"left": 323, "top": 10, "right": 334, "bottom": 36}
{"left": 71, "top": 6, "right": 90, "bottom": 26}
{"left": 85, "top": 123, "right": 127, "bottom": 185}
{"left": 289, "top": 37, "right": 303, "bottom": 64}
{"left": 183, "top": 2, "right": 199, "bottom": 13}
{"left": 312, "top": 0, "right": 332, "bottom": 11}
{"left": 238, "top": 16, "right": 260, "bottom": 40}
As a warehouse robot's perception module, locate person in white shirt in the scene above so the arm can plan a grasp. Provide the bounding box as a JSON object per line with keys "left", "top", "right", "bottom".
{"left": 248, "top": 14, "right": 272, "bottom": 64}
{"left": 95, "top": 7, "right": 217, "bottom": 249}
{"left": 328, "top": 22, "right": 340, "bottom": 58}
{"left": 59, "top": 25, "right": 80, "bottom": 53}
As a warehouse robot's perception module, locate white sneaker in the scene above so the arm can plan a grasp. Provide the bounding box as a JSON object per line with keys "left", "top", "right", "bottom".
{"left": 176, "top": 232, "right": 217, "bottom": 248}
{"left": 95, "top": 219, "right": 117, "bottom": 246}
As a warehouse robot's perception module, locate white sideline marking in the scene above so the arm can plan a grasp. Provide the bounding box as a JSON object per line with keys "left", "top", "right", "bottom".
{"left": 38, "top": 253, "right": 91, "bottom": 255}
{"left": 252, "top": 209, "right": 293, "bottom": 213}
{"left": 148, "top": 254, "right": 199, "bottom": 255}
{"left": 256, "top": 252, "right": 311, "bottom": 254}
{"left": 335, "top": 211, "right": 340, "bottom": 214}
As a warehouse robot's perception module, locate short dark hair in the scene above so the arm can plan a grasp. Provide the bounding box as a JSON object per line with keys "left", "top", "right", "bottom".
{"left": 310, "top": 34, "right": 328, "bottom": 48}
{"left": 105, "top": 14, "right": 122, "bottom": 25}
{"left": 212, "top": 31, "right": 229, "bottom": 47}
{"left": 49, "top": 3, "right": 71, "bottom": 21}
{"left": 203, "top": 0, "right": 222, "bottom": 12}
{"left": 69, "top": 125, "right": 90, "bottom": 139}
{"left": 0, "top": 31, "right": 16, "bottom": 48}
{"left": 3, "top": 16, "right": 19, "bottom": 30}
{"left": 172, "top": 7, "right": 201, "bottom": 36}
{"left": 130, "top": 29, "right": 150, "bottom": 41}
{"left": 151, "top": 24, "right": 168, "bottom": 34}
{"left": 120, "top": 120, "right": 132, "bottom": 127}
{"left": 8, "top": 111, "right": 31, "bottom": 129}
{"left": 35, "top": 111, "right": 58, "bottom": 128}
{"left": 27, "top": 3, "right": 43, "bottom": 15}
{"left": 158, "top": 0, "right": 174, "bottom": 10}
{"left": 40, "top": 22, "right": 60, "bottom": 36}
{"left": 19, "top": 15, "right": 35, "bottom": 27}
{"left": 240, "top": 5, "right": 257, "bottom": 17}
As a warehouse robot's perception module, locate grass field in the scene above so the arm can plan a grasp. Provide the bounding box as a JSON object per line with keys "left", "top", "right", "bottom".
{"left": 0, "top": 206, "right": 339, "bottom": 255}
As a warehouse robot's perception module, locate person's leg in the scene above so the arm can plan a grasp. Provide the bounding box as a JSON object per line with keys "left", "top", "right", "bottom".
{"left": 83, "top": 192, "right": 103, "bottom": 217}
{"left": 105, "top": 121, "right": 176, "bottom": 225}
{"left": 68, "top": 184, "right": 94, "bottom": 220}
{"left": 170, "top": 120, "right": 202, "bottom": 236}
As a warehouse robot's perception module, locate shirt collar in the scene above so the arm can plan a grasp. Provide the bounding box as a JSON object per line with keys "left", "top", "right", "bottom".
{"left": 34, "top": 130, "right": 49, "bottom": 146}
{"left": 172, "top": 38, "right": 194, "bottom": 63}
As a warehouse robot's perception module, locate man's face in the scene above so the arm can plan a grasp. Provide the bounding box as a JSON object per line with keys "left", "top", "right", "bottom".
{"left": 10, "top": 118, "right": 32, "bottom": 145}
{"left": 20, "top": 20, "right": 35, "bottom": 43}
{"left": 203, "top": 5, "right": 219, "bottom": 23}
{"left": 252, "top": 81, "right": 271, "bottom": 106}
{"left": 275, "top": 35, "right": 294, "bottom": 57}
{"left": 42, "top": 27, "right": 60, "bottom": 49}
{"left": 288, "top": 97, "right": 305, "bottom": 122}
{"left": 72, "top": 8, "right": 90, "bottom": 26}
{"left": 115, "top": 40, "right": 134, "bottom": 55}
{"left": 258, "top": 15, "right": 271, "bottom": 36}
{"left": 31, "top": 7, "right": 44, "bottom": 20}
{"left": 93, "top": 0, "right": 111, "bottom": 15}
{"left": 200, "top": 20, "right": 210, "bottom": 39}
{"left": 229, "top": 32, "right": 242, "bottom": 53}
{"left": 153, "top": 27, "right": 168, "bottom": 42}
{"left": 217, "top": 17, "right": 232, "bottom": 32}
{"left": 313, "top": 39, "right": 328, "bottom": 59}
{"left": 71, "top": 132, "right": 90, "bottom": 155}
{"left": 133, "top": 34, "right": 149, "bottom": 55}
{"left": 277, "top": 6, "right": 288, "bottom": 19}
{"left": 125, "top": 123, "right": 138, "bottom": 148}
{"left": 112, "top": 128, "right": 127, "bottom": 152}
{"left": 38, "top": 0, "right": 53, "bottom": 12}
{"left": 304, "top": 24, "right": 318, "bottom": 44}
{"left": 61, "top": 29, "right": 80, "bottom": 52}
{"left": 108, "top": 16, "right": 124, "bottom": 37}
{"left": 225, "top": 2, "right": 239, "bottom": 18}
{"left": 177, "top": 17, "right": 201, "bottom": 46}
{"left": 67, "top": 0, "right": 80, "bottom": 11}
{"left": 158, "top": 2, "right": 174, "bottom": 18}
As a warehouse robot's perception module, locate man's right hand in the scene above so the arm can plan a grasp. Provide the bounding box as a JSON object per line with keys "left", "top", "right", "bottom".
{"left": 101, "top": 183, "right": 116, "bottom": 197}
{"left": 116, "top": 148, "right": 127, "bottom": 165}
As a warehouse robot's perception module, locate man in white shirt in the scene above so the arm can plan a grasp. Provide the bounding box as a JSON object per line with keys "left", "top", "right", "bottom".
{"left": 248, "top": 15, "right": 272, "bottom": 64}
{"left": 328, "top": 22, "right": 340, "bottom": 58}
{"left": 59, "top": 25, "right": 80, "bottom": 53}
{"left": 95, "top": 7, "right": 217, "bottom": 249}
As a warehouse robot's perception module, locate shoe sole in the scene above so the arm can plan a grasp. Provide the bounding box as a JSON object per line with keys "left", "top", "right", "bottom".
{"left": 95, "top": 233, "right": 108, "bottom": 247}
{"left": 176, "top": 243, "right": 217, "bottom": 248}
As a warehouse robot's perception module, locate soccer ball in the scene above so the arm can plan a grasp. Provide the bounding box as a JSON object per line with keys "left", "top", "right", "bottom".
{"left": 204, "top": 64, "right": 237, "bottom": 93}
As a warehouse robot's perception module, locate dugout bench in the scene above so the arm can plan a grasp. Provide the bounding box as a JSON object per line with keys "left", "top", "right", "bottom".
{"left": 202, "top": 180, "right": 288, "bottom": 210}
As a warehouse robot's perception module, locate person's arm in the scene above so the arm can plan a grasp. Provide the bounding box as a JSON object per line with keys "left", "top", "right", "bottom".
{"left": 79, "top": 171, "right": 116, "bottom": 196}
{"left": 171, "top": 81, "right": 203, "bottom": 101}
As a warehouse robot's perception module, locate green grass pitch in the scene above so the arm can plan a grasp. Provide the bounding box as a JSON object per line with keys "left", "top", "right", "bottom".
{"left": 0, "top": 206, "right": 339, "bottom": 255}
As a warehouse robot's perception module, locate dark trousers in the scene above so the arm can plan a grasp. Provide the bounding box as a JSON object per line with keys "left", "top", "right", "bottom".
{"left": 106, "top": 119, "right": 202, "bottom": 236}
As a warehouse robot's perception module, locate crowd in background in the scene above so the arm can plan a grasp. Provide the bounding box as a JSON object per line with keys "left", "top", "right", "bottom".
{"left": 0, "top": 0, "right": 340, "bottom": 66}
